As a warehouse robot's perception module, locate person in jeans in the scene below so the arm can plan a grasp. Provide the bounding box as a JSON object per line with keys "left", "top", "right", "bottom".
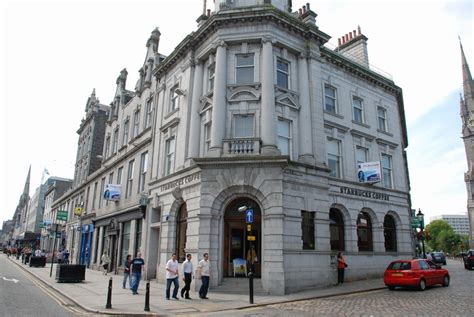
{"left": 123, "top": 254, "right": 132, "bottom": 289}
{"left": 197, "top": 253, "right": 210, "bottom": 299}
{"left": 130, "top": 252, "right": 145, "bottom": 295}
{"left": 180, "top": 254, "right": 193, "bottom": 299}
{"left": 165, "top": 253, "right": 180, "bottom": 300}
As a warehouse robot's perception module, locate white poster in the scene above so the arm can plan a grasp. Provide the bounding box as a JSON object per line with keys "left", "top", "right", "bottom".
{"left": 103, "top": 184, "right": 121, "bottom": 201}
{"left": 43, "top": 218, "right": 52, "bottom": 230}
{"left": 357, "top": 161, "right": 381, "bottom": 183}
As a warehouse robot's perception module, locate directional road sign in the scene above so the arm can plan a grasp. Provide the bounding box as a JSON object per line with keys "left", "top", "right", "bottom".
{"left": 245, "top": 209, "right": 253, "bottom": 224}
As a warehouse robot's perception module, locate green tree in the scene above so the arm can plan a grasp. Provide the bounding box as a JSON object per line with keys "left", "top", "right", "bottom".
{"left": 425, "top": 220, "right": 455, "bottom": 252}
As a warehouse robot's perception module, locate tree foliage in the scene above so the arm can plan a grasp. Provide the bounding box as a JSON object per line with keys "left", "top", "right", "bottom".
{"left": 425, "top": 220, "right": 462, "bottom": 254}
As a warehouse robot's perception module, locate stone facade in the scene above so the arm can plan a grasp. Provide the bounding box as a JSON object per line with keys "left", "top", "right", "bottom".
{"left": 49, "top": 0, "right": 412, "bottom": 295}
{"left": 147, "top": 0, "right": 411, "bottom": 295}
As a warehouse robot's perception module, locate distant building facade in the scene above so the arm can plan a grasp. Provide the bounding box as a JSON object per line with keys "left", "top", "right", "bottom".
{"left": 41, "top": 177, "right": 73, "bottom": 251}
{"left": 430, "top": 214, "right": 470, "bottom": 236}
{"left": 57, "top": 0, "right": 412, "bottom": 294}
{"left": 460, "top": 41, "right": 474, "bottom": 247}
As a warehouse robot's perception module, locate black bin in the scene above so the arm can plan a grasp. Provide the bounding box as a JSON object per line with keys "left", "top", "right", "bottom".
{"left": 56, "top": 264, "right": 86, "bottom": 283}
{"left": 29, "top": 256, "right": 47, "bottom": 267}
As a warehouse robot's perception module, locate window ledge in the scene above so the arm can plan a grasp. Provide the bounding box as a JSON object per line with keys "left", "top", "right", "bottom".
{"left": 352, "top": 120, "right": 370, "bottom": 129}
{"left": 164, "top": 108, "right": 179, "bottom": 120}
{"left": 377, "top": 129, "right": 393, "bottom": 137}
{"left": 324, "top": 111, "right": 344, "bottom": 119}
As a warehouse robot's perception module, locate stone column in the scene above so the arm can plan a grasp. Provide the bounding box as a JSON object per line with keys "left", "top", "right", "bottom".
{"left": 188, "top": 61, "right": 204, "bottom": 160}
{"left": 208, "top": 41, "right": 227, "bottom": 157}
{"left": 298, "top": 53, "right": 315, "bottom": 164}
{"left": 261, "top": 37, "right": 279, "bottom": 155}
{"left": 91, "top": 228, "right": 98, "bottom": 265}
{"left": 97, "top": 226, "right": 104, "bottom": 266}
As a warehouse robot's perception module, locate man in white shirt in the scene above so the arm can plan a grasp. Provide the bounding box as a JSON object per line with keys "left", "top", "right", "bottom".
{"left": 197, "top": 253, "right": 210, "bottom": 299}
{"left": 180, "top": 254, "right": 193, "bottom": 299}
{"left": 165, "top": 253, "right": 180, "bottom": 300}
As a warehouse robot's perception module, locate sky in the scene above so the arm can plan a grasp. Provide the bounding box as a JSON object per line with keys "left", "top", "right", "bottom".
{"left": 0, "top": 0, "right": 472, "bottom": 225}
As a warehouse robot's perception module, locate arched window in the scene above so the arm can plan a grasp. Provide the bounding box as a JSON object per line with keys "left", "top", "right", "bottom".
{"left": 384, "top": 214, "right": 397, "bottom": 252}
{"left": 329, "top": 208, "right": 344, "bottom": 251}
{"left": 357, "top": 211, "right": 373, "bottom": 251}
{"left": 176, "top": 203, "right": 188, "bottom": 262}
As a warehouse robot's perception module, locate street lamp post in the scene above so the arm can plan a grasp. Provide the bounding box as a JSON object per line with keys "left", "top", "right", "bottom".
{"left": 416, "top": 209, "right": 426, "bottom": 259}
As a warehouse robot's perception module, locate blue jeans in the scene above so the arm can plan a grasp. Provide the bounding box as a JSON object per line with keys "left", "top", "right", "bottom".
{"left": 131, "top": 272, "right": 141, "bottom": 293}
{"left": 166, "top": 277, "right": 179, "bottom": 299}
{"left": 199, "top": 276, "right": 209, "bottom": 298}
{"left": 123, "top": 272, "right": 132, "bottom": 288}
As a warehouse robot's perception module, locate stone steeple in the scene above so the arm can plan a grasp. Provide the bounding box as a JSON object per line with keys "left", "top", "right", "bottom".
{"left": 460, "top": 38, "right": 474, "bottom": 248}
{"left": 22, "top": 165, "right": 31, "bottom": 197}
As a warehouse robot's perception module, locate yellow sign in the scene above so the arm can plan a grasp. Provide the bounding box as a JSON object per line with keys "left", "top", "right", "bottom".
{"left": 247, "top": 235, "right": 256, "bottom": 241}
{"left": 74, "top": 207, "right": 83, "bottom": 216}
{"left": 247, "top": 224, "right": 252, "bottom": 232}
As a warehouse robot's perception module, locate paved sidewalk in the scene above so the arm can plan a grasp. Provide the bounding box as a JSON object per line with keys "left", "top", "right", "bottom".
{"left": 7, "top": 255, "right": 385, "bottom": 316}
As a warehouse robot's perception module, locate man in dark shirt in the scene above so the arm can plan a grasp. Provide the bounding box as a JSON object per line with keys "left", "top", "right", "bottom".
{"left": 130, "top": 252, "right": 145, "bottom": 295}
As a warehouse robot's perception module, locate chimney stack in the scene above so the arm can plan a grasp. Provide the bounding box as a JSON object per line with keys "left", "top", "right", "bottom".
{"left": 336, "top": 26, "right": 369, "bottom": 67}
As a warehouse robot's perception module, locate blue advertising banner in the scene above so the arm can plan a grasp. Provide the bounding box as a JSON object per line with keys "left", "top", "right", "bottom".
{"left": 103, "top": 184, "right": 121, "bottom": 201}
{"left": 357, "top": 161, "right": 381, "bottom": 183}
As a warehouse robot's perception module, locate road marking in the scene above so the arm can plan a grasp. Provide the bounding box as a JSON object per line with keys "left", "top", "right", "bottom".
{"left": 1, "top": 276, "right": 19, "bottom": 283}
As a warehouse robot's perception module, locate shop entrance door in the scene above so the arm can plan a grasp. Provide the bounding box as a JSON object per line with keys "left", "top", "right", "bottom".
{"left": 223, "top": 198, "right": 261, "bottom": 277}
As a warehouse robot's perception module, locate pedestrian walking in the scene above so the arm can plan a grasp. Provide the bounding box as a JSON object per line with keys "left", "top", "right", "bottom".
{"left": 180, "top": 254, "right": 193, "bottom": 299}
{"left": 130, "top": 252, "right": 145, "bottom": 295}
{"left": 337, "top": 252, "right": 347, "bottom": 285}
{"left": 196, "top": 253, "right": 210, "bottom": 299}
{"left": 165, "top": 253, "right": 180, "bottom": 300}
{"left": 123, "top": 254, "right": 132, "bottom": 289}
{"left": 101, "top": 252, "right": 110, "bottom": 275}
{"left": 63, "top": 249, "right": 70, "bottom": 264}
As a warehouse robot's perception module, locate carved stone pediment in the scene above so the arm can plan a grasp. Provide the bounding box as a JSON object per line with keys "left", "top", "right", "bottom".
{"left": 275, "top": 92, "right": 300, "bottom": 110}
{"left": 228, "top": 84, "right": 261, "bottom": 103}
{"left": 200, "top": 96, "right": 213, "bottom": 114}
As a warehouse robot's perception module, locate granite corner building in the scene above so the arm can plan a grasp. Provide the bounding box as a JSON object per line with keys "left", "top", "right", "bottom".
{"left": 56, "top": 0, "right": 412, "bottom": 295}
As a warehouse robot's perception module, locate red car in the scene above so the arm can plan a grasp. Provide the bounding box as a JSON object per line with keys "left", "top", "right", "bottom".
{"left": 384, "top": 259, "right": 450, "bottom": 291}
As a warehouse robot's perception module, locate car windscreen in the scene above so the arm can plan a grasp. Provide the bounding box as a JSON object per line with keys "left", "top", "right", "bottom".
{"left": 387, "top": 262, "right": 411, "bottom": 270}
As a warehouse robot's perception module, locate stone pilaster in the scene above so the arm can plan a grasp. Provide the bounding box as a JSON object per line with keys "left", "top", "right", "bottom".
{"left": 297, "top": 53, "right": 314, "bottom": 164}
{"left": 208, "top": 41, "right": 227, "bottom": 157}
{"left": 261, "top": 37, "right": 279, "bottom": 155}
{"left": 188, "top": 61, "right": 204, "bottom": 160}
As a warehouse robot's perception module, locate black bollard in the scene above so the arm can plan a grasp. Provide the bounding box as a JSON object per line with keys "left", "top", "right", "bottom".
{"left": 144, "top": 282, "right": 150, "bottom": 312}
{"left": 105, "top": 277, "right": 113, "bottom": 309}
{"left": 249, "top": 271, "right": 254, "bottom": 304}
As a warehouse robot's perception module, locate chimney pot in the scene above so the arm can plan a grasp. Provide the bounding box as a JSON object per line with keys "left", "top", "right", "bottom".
{"left": 207, "top": 9, "right": 211, "bottom": 16}
{"left": 358, "top": 25, "right": 361, "bottom": 35}
{"left": 345, "top": 34, "right": 349, "bottom": 42}
{"left": 349, "top": 32, "right": 353, "bottom": 40}
{"left": 306, "top": 3, "right": 310, "bottom": 10}
{"left": 303, "top": 5, "right": 306, "bottom": 13}
{"left": 299, "top": 8, "right": 302, "bottom": 16}
{"left": 353, "top": 30, "right": 357, "bottom": 37}
{"left": 338, "top": 38, "right": 341, "bottom": 46}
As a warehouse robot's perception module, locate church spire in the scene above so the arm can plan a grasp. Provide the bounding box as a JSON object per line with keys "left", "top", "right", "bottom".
{"left": 23, "top": 165, "right": 31, "bottom": 196}
{"left": 460, "top": 37, "right": 474, "bottom": 100}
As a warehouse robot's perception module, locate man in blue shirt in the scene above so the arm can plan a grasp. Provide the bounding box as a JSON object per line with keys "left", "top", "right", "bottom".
{"left": 130, "top": 252, "right": 145, "bottom": 295}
